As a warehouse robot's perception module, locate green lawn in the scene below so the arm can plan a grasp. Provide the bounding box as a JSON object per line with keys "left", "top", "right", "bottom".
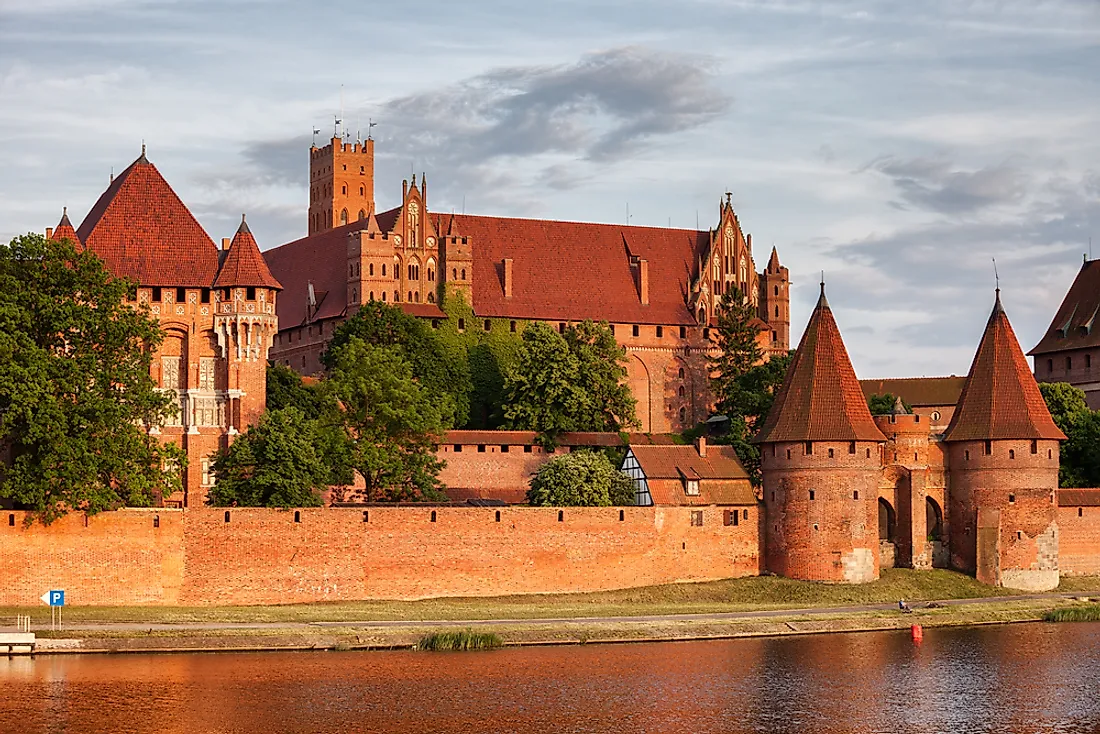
{"left": 4, "top": 570, "right": 1097, "bottom": 626}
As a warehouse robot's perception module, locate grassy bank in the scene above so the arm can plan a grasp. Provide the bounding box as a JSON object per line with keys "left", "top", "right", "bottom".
{"left": 1044, "top": 604, "right": 1100, "bottom": 622}
{"left": 10, "top": 569, "right": 1096, "bottom": 626}
{"left": 417, "top": 631, "right": 503, "bottom": 651}
{"left": 4, "top": 570, "right": 1100, "bottom": 627}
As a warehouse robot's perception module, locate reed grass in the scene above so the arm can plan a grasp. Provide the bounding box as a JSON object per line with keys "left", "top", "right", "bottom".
{"left": 1043, "top": 604, "right": 1100, "bottom": 623}
{"left": 417, "top": 630, "right": 503, "bottom": 651}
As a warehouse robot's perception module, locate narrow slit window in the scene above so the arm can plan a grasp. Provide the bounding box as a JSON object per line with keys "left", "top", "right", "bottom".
{"left": 430, "top": 510, "right": 437, "bottom": 523}
{"left": 294, "top": 511, "right": 301, "bottom": 523}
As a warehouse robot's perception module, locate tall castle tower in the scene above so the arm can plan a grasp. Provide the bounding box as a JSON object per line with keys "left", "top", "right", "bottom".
{"left": 308, "top": 136, "right": 375, "bottom": 235}
{"left": 944, "top": 290, "right": 1065, "bottom": 591}
{"left": 759, "top": 247, "right": 790, "bottom": 357}
{"left": 755, "top": 283, "right": 886, "bottom": 583}
{"left": 874, "top": 399, "right": 934, "bottom": 570}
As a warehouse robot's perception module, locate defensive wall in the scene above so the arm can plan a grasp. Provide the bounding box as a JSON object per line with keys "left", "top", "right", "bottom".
{"left": 1059, "top": 502, "right": 1100, "bottom": 576}
{"left": 0, "top": 506, "right": 761, "bottom": 607}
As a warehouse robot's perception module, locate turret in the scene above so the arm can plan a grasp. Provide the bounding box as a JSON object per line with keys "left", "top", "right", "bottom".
{"left": 944, "top": 290, "right": 1065, "bottom": 591}
{"left": 48, "top": 208, "right": 81, "bottom": 249}
{"left": 759, "top": 246, "right": 790, "bottom": 356}
{"left": 755, "top": 282, "right": 886, "bottom": 583}
{"left": 308, "top": 136, "right": 375, "bottom": 235}
{"left": 874, "top": 398, "right": 934, "bottom": 569}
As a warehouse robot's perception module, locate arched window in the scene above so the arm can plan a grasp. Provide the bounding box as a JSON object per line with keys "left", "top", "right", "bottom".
{"left": 415, "top": 291, "right": 420, "bottom": 302}
{"left": 461, "top": 268, "right": 466, "bottom": 280}
{"left": 340, "top": 209, "right": 348, "bottom": 225}
{"left": 408, "top": 291, "right": 413, "bottom": 301}
{"left": 775, "top": 305, "right": 779, "bottom": 318}
{"left": 394, "top": 291, "right": 400, "bottom": 302}
{"left": 427, "top": 258, "right": 436, "bottom": 282}
{"left": 678, "top": 367, "right": 685, "bottom": 379}
{"left": 678, "top": 386, "right": 685, "bottom": 398}
{"left": 381, "top": 263, "right": 386, "bottom": 277}
{"left": 359, "top": 185, "right": 365, "bottom": 196}
{"left": 739, "top": 255, "right": 747, "bottom": 284}
{"left": 381, "top": 291, "right": 387, "bottom": 302}
{"left": 428, "top": 292, "right": 436, "bottom": 303}
{"left": 342, "top": 185, "right": 347, "bottom": 195}
{"left": 369, "top": 291, "right": 374, "bottom": 301}
{"left": 369, "top": 263, "right": 374, "bottom": 276}
{"left": 452, "top": 268, "right": 457, "bottom": 279}
{"left": 358, "top": 209, "right": 366, "bottom": 220}
{"left": 679, "top": 407, "right": 686, "bottom": 423}
{"left": 713, "top": 260, "right": 720, "bottom": 282}
{"left": 393, "top": 256, "right": 401, "bottom": 279}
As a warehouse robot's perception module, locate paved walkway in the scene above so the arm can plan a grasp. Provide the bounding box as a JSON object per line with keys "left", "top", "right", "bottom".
{"left": 8, "top": 592, "right": 1088, "bottom": 633}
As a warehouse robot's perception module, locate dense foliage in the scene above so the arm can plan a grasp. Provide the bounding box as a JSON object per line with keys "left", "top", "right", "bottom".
{"left": 1039, "top": 382, "right": 1100, "bottom": 488}
{"left": 0, "top": 234, "right": 183, "bottom": 522}
{"left": 868, "top": 393, "right": 913, "bottom": 416}
{"left": 526, "top": 450, "right": 635, "bottom": 507}
{"left": 709, "top": 287, "right": 793, "bottom": 485}
{"left": 325, "top": 338, "right": 448, "bottom": 501}
{"left": 502, "top": 320, "right": 637, "bottom": 445}
{"left": 323, "top": 301, "right": 470, "bottom": 429}
{"left": 208, "top": 408, "right": 327, "bottom": 508}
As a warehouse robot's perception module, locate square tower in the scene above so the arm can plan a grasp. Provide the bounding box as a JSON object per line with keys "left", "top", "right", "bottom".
{"left": 308, "top": 137, "right": 375, "bottom": 235}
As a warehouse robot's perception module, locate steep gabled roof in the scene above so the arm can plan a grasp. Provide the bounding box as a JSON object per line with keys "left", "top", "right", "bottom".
{"left": 442, "top": 213, "right": 707, "bottom": 325}
{"left": 50, "top": 208, "right": 81, "bottom": 249}
{"left": 214, "top": 216, "right": 282, "bottom": 290}
{"left": 1030, "top": 259, "right": 1100, "bottom": 355}
{"left": 754, "top": 285, "right": 885, "bottom": 443}
{"left": 76, "top": 151, "right": 219, "bottom": 287}
{"left": 859, "top": 376, "right": 966, "bottom": 407}
{"left": 944, "top": 291, "right": 1066, "bottom": 442}
{"left": 629, "top": 444, "right": 749, "bottom": 480}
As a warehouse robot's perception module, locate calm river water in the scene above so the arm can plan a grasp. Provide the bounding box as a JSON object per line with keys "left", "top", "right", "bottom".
{"left": 2, "top": 623, "right": 1099, "bottom": 733}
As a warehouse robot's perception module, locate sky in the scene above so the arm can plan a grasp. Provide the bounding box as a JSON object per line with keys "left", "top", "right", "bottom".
{"left": 2, "top": 0, "right": 1099, "bottom": 379}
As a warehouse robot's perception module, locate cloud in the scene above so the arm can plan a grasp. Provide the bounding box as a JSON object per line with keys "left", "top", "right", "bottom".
{"left": 206, "top": 46, "right": 731, "bottom": 212}
{"left": 865, "top": 155, "right": 1030, "bottom": 215}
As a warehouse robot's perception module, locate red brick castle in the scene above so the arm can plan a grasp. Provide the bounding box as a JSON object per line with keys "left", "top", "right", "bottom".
{"left": 264, "top": 136, "right": 792, "bottom": 433}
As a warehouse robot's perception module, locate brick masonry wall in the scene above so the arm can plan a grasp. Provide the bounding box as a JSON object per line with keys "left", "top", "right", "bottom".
{"left": 1059, "top": 504, "right": 1100, "bottom": 575}
{"left": 0, "top": 506, "right": 759, "bottom": 607}
{"left": 437, "top": 443, "right": 556, "bottom": 502}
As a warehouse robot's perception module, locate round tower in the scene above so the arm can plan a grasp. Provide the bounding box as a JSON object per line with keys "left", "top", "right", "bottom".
{"left": 755, "top": 283, "right": 886, "bottom": 583}
{"left": 943, "top": 291, "right": 1065, "bottom": 591}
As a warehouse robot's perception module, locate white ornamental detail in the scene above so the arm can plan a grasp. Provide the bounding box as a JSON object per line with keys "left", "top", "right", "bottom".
{"left": 393, "top": 234, "right": 402, "bottom": 246}
{"left": 188, "top": 292, "right": 197, "bottom": 304}
{"left": 151, "top": 305, "right": 160, "bottom": 315}
{"left": 200, "top": 306, "right": 210, "bottom": 316}
{"left": 176, "top": 305, "right": 185, "bottom": 315}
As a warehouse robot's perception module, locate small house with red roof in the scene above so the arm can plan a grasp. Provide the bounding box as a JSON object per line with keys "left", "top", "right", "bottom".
{"left": 621, "top": 437, "right": 756, "bottom": 510}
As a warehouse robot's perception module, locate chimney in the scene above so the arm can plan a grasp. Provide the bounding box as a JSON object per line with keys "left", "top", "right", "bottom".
{"left": 222, "top": 237, "right": 231, "bottom": 251}
{"left": 697, "top": 436, "right": 707, "bottom": 458}
{"left": 638, "top": 258, "right": 649, "bottom": 306}
{"left": 747, "top": 233, "right": 752, "bottom": 251}
{"left": 503, "top": 257, "right": 513, "bottom": 298}
{"left": 46, "top": 227, "right": 53, "bottom": 239}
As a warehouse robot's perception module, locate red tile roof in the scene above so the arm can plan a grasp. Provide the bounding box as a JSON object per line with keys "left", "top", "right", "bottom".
{"left": 1057, "top": 488, "right": 1100, "bottom": 507}
{"left": 755, "top": 286, "right": 886, "bottom": 443}
{"left": 263, "top": 211, "right": 400, "bottom": 327}
{"left": 628, "top": 444, "right": 749, "bottom": 480}
{"left": 50, "top": 208, "right": 81, "bottom": 249}
{"left": 944, "top": 292, "right": 1066, "bottom": 442}
{"left": 76, "top": 152, "right": 220, "bottom": 287}
{"left": 859, "top": 376, "right": 966, "bottom": 407}
{"left": 646, "top": 480, "right": 756, "bottom": 506}
{"left": 1030, "top": 259, "right": 1100, "bottom": 355}
{"left": 442, "top": 430, "right": 679, "bottom": 446}
{"left": 214, "top": 216, "right": 282, "bottom": 290}
{"left": 438, "top": 212, "right": 707, "bottom": 325}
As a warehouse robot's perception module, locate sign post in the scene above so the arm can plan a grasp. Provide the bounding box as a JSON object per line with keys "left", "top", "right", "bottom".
{"left": 40, "top": 590, "right": 65, "bottom": 631}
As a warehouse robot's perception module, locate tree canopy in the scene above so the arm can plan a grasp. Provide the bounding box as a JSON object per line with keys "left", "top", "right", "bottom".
{"left": 501, "top": 320, "right": 636, "bottom": 445}
{"left": 709, "top": 287, "right": 793, "bottom": 485}
{"left": 1039, "top": 382, "right": 1100, "bottom": 488}
{"left": 868, "top": 393, "right": 913, "bottom": 416}
{"left": 526, "top": 450, "right": 635, "bottom": 507}
{"left": 208, "top": 407, "right": 327, "bottom": 508}
{"left": 323, "top": 301, "right": 470, "bottom": 429}
{"left": 0, "top": 233, "right": 183, "bottom": 522}
{"left": 325, "top": 338, "right": 448, "bottom": 501}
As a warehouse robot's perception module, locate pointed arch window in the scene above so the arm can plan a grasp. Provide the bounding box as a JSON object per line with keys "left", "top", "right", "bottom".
{"left": 358, "top": 209, "right": 366, "bottom": 220}
{"left": 340, "top": 209, "right": 348, "bottom": 225}
{"left": 739, "top": 255, "right": 747, "bottom": 285}
{"left": 359, "top": 185, "right": 365, "bottom": 197}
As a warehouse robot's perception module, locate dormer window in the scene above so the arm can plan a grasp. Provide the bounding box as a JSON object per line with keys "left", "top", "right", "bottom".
{"left": 684, "top": 479, "right": 699, "bottom": 496}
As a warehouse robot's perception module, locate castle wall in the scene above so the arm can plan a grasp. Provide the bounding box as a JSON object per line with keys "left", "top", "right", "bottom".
{"left": 0, "top": 506, "right": 759, "bottom": 607}
{"left": 761, "top": 441, "right": 883, "bottom": 583}
{"left": 1058, "top": 504, "right": 1100, "bottom": 575}
{"left": 945, "top": 440, "right": 1061, "bottom": 591}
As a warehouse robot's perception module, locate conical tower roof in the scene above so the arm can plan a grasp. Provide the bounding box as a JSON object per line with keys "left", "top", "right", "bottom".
{"left": 214, "top": 215, "right": 282, "bottom": 290}
{"left": 767, "top": 246, "right": 781, "bottom": 272}
{"left": 754, "top": 285, "right": 885, "bottom": 443}
{"left": 50, "top": 208, "right": 81, "bottom": 249}
{"left": 944, "top": 291, "right": 1065, "bottom": 442}
{"left": 77, "top": 148, "right": 219, "bottom": 287}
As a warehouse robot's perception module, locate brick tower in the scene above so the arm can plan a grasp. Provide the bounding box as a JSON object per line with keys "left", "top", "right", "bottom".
{"left": 759, "top": 246, "right": 790, "bottom": 358}
{"left": 873, "top": 399, "right": 934, "bottom": 569}
{"left": 944, "top": 290, "right": 1065, "bottom": 591}
{"left": 308, "top": 136, "right": 375, "bottom": 235}
{"left": 755, "top": 282, "right": 886, "bottom": 583}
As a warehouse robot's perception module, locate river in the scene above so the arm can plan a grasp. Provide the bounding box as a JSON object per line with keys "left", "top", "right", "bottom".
{"left": 2, "top": 623, "right": 1099, "bottom": 733}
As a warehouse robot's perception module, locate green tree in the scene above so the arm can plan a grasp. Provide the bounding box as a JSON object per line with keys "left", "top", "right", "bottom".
{"left": 1039, "top": 382, "right": 1098, "bottom": 488}
{"left": 868, "top": 393, "right": 913, "bottom": 416}
{"left": 208, "top": 408, "right": 327, "bottom": 508}
{"left": 0, "top": 233, "right": 183, "bottom": 522}
{"left": 502, "top": 320, "right": 637, "bottom": 445}
{"left": 323, "top": 301, "right": 471, "bottom": 428}
{"left": 326, "top": 338, "right": 447, "bottom": 501}
{"left": 266, "top": 363, "right": 352, "bottom": 486}
{"left": 708, "top": 287, "right": 793, "bottom": 485}
{"left": 266, "top": 363, "right": 324, "bottom": 416}
{"left": 526, "top": 450, "right": 635, "bottom": 507}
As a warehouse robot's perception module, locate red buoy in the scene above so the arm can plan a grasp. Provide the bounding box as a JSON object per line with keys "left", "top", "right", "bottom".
{"left": 911, "top": 624, "right": 924, "bottom": 642}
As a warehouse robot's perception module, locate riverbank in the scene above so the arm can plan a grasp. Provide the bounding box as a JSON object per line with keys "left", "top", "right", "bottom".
{"left": 6, "top": 570, "right": 1100, "bottom": 654}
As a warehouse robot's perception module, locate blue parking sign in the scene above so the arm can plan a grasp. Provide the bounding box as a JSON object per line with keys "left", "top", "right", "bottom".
{"left": 49, "top": 590, "right": 65, "bottom": 606}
